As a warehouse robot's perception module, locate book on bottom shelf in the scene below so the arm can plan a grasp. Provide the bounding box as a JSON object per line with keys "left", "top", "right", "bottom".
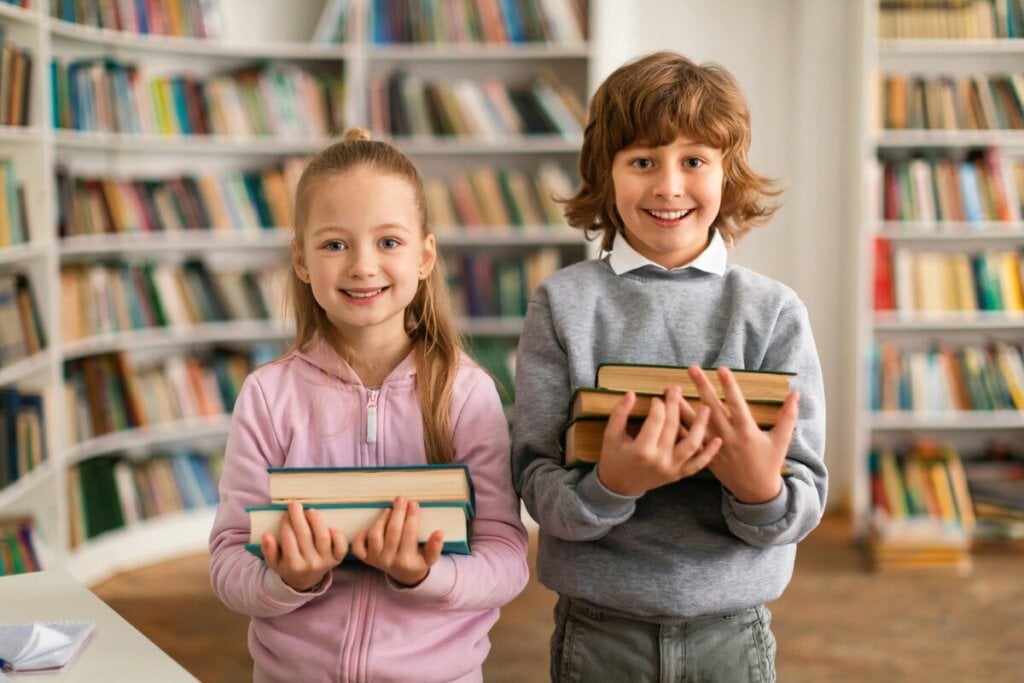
{"left": 245, "top": 501, "right": 472, "bottom": 557}
{"left": 0, "top": 516, "right": 41, "bottom": 575}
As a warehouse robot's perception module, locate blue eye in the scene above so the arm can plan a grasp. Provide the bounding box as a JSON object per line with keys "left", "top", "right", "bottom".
{"left": 324, "top": 240, "right": 345, "bottom": 251}
{"left": 630, "top": 158, "right": 654, "bottom": 170}
{"left": 379, "top": 237, "right": 400, "bottom": 249}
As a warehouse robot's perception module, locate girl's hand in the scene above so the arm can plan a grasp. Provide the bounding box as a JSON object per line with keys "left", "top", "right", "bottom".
{"left": 261, "top": 500, "right": 349, "bottom": 592}
{"left": 350, "top": 496, "right": 444, "bottom": 587}
{"left": 685, "top": 366, "right": 799, "bottom": 504}
{"left": 596, "top": 386, "right": 722, "bottom": 497}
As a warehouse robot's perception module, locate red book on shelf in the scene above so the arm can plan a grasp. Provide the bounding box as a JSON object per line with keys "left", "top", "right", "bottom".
{"left": 873, "top": 237, "right": 895, "bottom": 311}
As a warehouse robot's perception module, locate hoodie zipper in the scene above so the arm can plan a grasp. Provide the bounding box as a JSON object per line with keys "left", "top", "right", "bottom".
{"left": 366, "top": 388, "right": 379, "bottom": 444}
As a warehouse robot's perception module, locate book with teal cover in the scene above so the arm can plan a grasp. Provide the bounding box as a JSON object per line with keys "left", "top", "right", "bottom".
{"left": 245, "top": 500, "right": 473, "bottom": 558}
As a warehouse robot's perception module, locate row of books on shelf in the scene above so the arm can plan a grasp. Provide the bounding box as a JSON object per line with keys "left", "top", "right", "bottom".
{"left": 49, "top": 0, "right": 223, "bottom": 38}
{"left": 368, "top": 70, "right": 583, "bottom": 139}
{"left": 427, "top": 162, "right": 573, "bottom": 231}
{"left": 445, "top": 247, "right": 560, "bottom": 319}
{"left": 0, "top": 27, "right": 32, "bottom": 127}
{"left": 877, "top": 150, "right": 1023, "bottom": 224}
{"left": 873, "top": 240, "right": 1024, "bottom": 313}
{"left": 878, "top": 0, "right": 1024, "bottom": 40}
{"left": 56, "top": 162, "right": 302, "bottom": 237}
{"left": 0, "top": 273, "right": 46, "bottom": 368}
{"left": 561, "top": 363, "right": 794, "bottom": 467}
{"left": 0, "top": 385, "right": 46, "bottom": 490}
{"left": 51, "top": 59, "right": 346, "bottom": 138}
{"left": 0, "top": 517, "right": 40, "bottom": 575}
{"left": 248, "top": 463, "right": 476, "bottom": 559}
{"left": 63, "top": 347, "right": 259, "bottom": 443}
{"left": 68, "top": 448, "right": 221, "bottom": 547}
{"left": 869, "top": 340, "right": 1024, "bottom": 412}
{"left": 0, "top": 158, "right": 30, "bottom": 247}
{"left": 880, "top": 72, "right": 1024, "bottom": 132}
{"left": 366, "top": 0, "right": 587, "bottom": 45}
{"left": 963, "top": 442, "right": 1024, "bottom": 545}
{"left": 60, "top": 261, "right": 286, "bottom": 342}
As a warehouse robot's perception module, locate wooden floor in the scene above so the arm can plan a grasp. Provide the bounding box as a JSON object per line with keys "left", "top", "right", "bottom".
{"left": 92, "top": 515, "right": 1024, "bottom": 682}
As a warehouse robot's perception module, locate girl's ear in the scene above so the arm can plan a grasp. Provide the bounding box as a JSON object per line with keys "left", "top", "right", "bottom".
{"left": 418, "top": 233, "right": 437, "bottom": 280}
{"left": 292, "top": 241, "right": 310, "bottom": 283}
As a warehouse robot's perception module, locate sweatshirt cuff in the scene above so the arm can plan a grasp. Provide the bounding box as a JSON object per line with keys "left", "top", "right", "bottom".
{"left": 386, "top": 555, "right": 457, "bottom": 601}
{"left": 576, "top": 469, "right": 639, "bottom": 518}
{"left": 723, "top": 482, "right": 790, "bottom": 527}
{"left": 262, "top": 567, "right": 332, "bottom": 605}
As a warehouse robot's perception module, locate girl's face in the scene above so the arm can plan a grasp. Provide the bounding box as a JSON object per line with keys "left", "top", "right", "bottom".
{"left": 611, "top": 134, "right": 724, "bottom": 269}
{"left": 293, "top": 170, "right": 435, "bottom": 345}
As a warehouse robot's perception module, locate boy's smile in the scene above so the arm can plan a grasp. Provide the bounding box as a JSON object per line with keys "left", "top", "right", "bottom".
{"left": 612, "top": 135, "right": 724, "bottom": 269}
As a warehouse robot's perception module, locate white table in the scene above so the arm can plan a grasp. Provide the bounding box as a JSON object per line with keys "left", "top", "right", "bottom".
{"left": 0, "top": 570, "right": 197, "bottom": 682}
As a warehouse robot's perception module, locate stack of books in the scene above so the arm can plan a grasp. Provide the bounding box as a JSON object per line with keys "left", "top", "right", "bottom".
{"left": 561, "top": 363, "right": 794, "bottom": 466}
{"left": 245, "top": 464, "right": 476, "bottom": 558}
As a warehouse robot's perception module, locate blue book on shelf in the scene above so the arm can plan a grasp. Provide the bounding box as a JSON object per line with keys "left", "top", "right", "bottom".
{"left": 244, "top": 500, "right": 473, "bottom": 558}
{"left": 957, "top": 161, "right": 984, "bottom": 224}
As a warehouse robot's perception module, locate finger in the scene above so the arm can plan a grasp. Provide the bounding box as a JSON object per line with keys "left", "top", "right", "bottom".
{"left": 366, "top": 507, "right": 392, "bottom": 556}
{"left": 717, "top": 366, "right": 754, "bottom": 424}
{"left": 604, "top": 391, "right": 637, "bottom": 443}
{"left": 330, "top": 528, "right": 350, "bottom": 562}
{"left": 658, "top": 387, "right": 682, "bottom": 448}
{"left": 286, "top": 500, "right": 313, "bottom": 553}
{"left": 688, "top": 366, "right": 732, "bottom": 432}
{"left": 769, "top": 390, "right": 800, "bottom": 446}
{"left": 350, "top": 530, "right": 368, "bottom": 561}
{"left": 677, "top": 391, "right": 699, "bottom": 427}
{"left": 385, "top": 497, "right": 410, "bottom": 554}
{"left": 683, "top": 436, "right": 722, "bottom": 474}
{"left": 422, "top": 530, "right": 444, "bottom": 566}
{"left": 400, "top": 499, "right": 422, "bottom": 552}
{"left": 260, "top": 532, "right": 280, "bottom": 567}
{"left": 305, "top": 508, "right": 334, "bottom": 557}
{"left": 634, "top": 395, "right": 666, "bottom": 446}
{"left": 278, "top": 512, "right": 301, "bottom": 561}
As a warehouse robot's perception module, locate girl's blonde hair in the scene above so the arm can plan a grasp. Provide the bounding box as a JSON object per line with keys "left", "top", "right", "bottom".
{"left": 289, "top": 128, "right": 462, "bottom": 464}
{"left": 564, "top": 51, "right": 782, "bottom": 251}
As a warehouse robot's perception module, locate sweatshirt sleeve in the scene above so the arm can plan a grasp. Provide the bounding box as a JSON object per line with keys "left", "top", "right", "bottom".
{"left": 721, "top": 296, "right": 829, "bottom": 547}
{"left": 208, "top": 373, "right": 333, "bottom": 617}
{"left": 510, "top": 290, "right": 640, "bottom": 542}
{"left": 396, "top": 368, "right": 529, "bottom": 608}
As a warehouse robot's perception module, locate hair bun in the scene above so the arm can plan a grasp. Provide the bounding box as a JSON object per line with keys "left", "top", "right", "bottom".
{"left": 342, "top": 127, "right": 373, "bottom": 143}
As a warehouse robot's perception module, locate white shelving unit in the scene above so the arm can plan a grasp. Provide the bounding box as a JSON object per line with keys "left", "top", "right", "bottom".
{"left": 0, "top": 0, "right": 594, "bottom": 585}
{"left": 852, "top": 0, "right": 1024, "bottom": 548}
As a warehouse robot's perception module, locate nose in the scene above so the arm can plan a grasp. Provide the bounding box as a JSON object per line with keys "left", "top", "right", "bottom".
{"left": 653, "top": 165, "right": 684, "bottom": 198}
{"left": 347, "top": 246, "right": 379, "bottom": 278}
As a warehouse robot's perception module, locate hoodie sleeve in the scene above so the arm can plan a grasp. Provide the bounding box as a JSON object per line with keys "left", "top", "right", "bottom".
{"left": 395, "top": 367, "right": 529, "bottom": 608}
{"left": 208, "top": 373, "right": 335, "bottom": 617}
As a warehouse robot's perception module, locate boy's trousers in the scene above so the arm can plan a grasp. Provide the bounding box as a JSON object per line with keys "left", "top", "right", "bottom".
{"left": 550, "top": 595, "right": 776, "bottom": 683}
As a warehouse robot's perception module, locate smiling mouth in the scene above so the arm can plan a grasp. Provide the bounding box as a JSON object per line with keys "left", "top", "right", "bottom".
{"left": 645, "top": 209, "right": 693, "bottom": 220}
{"left": 342, "top": 287, "right": 387, "bottom": 299}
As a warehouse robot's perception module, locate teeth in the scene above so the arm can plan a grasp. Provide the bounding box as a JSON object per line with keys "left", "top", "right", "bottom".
{"left": 346, "top": 288, "right": 383, "bottom": 298}
{"left": 648, "top": 209, "right": 689, "bottom": 220}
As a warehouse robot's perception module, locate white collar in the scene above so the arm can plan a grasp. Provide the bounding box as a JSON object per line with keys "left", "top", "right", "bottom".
{"left": 607, "top": 229, "right": 728, "bottom": 276}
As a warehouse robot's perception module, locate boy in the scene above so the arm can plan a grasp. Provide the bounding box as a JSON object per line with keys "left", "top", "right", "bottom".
{"left": 511, "top": 51, "right": 827, "bottom": 682}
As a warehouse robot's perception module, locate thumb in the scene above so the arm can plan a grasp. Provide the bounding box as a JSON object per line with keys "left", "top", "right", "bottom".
{"left": 422, "top": 530, "right": 445, "bottom": 566}
{"left": 330, "top": 528, "right": 350, "bottom": 562}
{"left": 261, "top": 532, "right": 280, "bottom": 568}
{"left": 770, "top": 390, "right": 800, "bottom": 446}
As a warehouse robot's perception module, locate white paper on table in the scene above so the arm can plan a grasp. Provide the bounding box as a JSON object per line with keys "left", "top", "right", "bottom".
{"left": 0, "top": 621, "right": 95, "bottom": 672}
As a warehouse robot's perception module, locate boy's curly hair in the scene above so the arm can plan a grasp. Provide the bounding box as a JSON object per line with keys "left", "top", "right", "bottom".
{"left": 563, "top": 51, "right": 782, "bottom": 251}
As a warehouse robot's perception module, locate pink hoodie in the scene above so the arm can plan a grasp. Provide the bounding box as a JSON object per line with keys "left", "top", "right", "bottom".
{"left": 209, "top": 340, "right": 529, "bottom": 683}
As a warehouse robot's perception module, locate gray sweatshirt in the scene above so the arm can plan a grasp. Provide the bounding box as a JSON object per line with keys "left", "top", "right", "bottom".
{"left": 511, "top": 251, "right": 827, "bottom": 619}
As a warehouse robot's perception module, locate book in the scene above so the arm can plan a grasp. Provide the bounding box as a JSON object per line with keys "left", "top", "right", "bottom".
{"left": 594, "top": 363, "right": 794, "bottom": 403}
{"left": 267, "top": 463, "right": 475, "bottom": 509}
{"left": 245, "top": 501, "right": 472, "bottom": 557}
{"left": 570, "top": 387, "right": 785, "bottom": 428}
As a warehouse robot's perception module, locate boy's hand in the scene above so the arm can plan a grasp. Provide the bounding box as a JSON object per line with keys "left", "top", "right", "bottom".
{"left": 596, "top": 386, "right": 722, "bottom": 497}
{"left": 350, "top": 496, "right": 444, "bottom": 587}
{"left": 685, "top": 366, "right": 799, "bottom": 504}
{"left": 261, "top": 500, "right": 349, "bottom": 592}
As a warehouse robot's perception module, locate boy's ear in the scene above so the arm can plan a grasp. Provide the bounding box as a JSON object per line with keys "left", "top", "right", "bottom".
{"left": 419, "top": 233, "right": 437, "bottom": 279}
{"left": 292, "top": 242, "right": 310, "bottom": 283}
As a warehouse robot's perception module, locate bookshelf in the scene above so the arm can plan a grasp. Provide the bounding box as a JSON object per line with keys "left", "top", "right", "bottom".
{"left": 0, "top": 0, "right": 593, "bottom": 585}
{"left": 854, "top": 0, "right": 1024, "bottom": 570}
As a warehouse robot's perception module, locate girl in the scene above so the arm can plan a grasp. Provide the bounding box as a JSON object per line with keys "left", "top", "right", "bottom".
{"left": 209, "top": 128, "right": 529, "bottom": 683}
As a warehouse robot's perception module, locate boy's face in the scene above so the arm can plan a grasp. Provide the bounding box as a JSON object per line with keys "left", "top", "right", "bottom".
{"left": 611, "top": 135, "right": 724, "bottom": 269}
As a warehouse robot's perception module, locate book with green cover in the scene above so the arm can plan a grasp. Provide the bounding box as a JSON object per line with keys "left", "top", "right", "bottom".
{"left": 266, "top": 463, "right": 475, "bottom": 513}
{"left": 245, "top": 500, "right": 472, "bottom": 557}
{"left": 595, "top": 363, "right": 794, "bottom": 403}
